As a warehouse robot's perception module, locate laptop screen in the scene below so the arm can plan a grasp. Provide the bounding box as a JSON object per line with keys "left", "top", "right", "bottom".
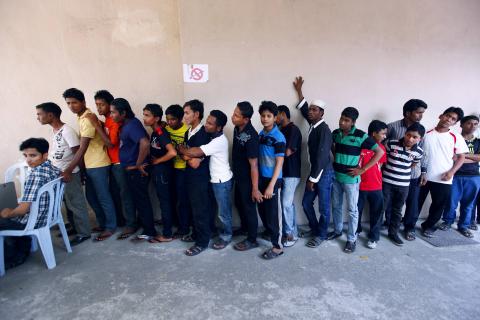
{"left": 0, "top": 182, "right": 19, "bottom": 211}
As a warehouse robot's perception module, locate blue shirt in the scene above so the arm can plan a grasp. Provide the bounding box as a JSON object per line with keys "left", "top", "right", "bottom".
{"left": 119, "top": 118, "right": 149, "bottom": 167}
{"left": 259, "top": 125, "right": 286, "bottom": 179}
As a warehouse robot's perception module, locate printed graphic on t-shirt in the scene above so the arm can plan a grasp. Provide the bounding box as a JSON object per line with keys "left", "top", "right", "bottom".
{"left": 236, "top": 131, "right": 251, "bottom": 146}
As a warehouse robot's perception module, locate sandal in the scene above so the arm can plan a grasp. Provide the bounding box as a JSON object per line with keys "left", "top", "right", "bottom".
{"left": 148, "top": 235, "right": 173, "bottom": 243}
{"left": 181, "top": 234, "right": 195, "bottom": 242}
{"left": 212, "top": 239, "right": 230, "bottom": 250}
{"left": 117, "top": 228, "right": 137, "bottom": 240}
{"left": 92, "top": 226, "right": 105, "bottom": 233}
{"left": 306, "top": 237, "right": 323, "bottom": 248}
{"left": 173, "top": 231, "right": 189, "bottom": 239}
{"left": 459, "top": 229, "right": 474, "bottom": 238}
{"left": 262, "top": 248, "right": 284, "bottom": 260}
{"left": 468, "top": 224, "right": 478, "bottom": 231}
{"left": 298, "top": 230, "right": 312, "bottom": 238}
{"left": 130, "top": 234, "right": 152, "bottom": 242}
{"left": 233, "top": 239, "right": 259, "bottom": 251}
{"left": 185, "top": 245, "right": 207, "bottom": 256}
{"left": 405, "top": 231, "right": 416, "bottom": 241}
{"left": 94, "top": 231, "right": 113, "bottom": 241}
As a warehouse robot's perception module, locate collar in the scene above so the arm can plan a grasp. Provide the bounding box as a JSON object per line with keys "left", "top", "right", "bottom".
{"left": 311, "top": 119, "right": 324, "bottom": 129}
{"left": 78, "top": 108, "right": 92, "bottom": 119}
{"left": 188, "top": 123, "right": 203, "bottom": 138}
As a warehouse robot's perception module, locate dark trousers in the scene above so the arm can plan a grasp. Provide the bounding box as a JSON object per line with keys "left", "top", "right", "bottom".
{"left": 402, "top": 178, "right": 421, "bottom": 232}
{"left": 173, "top": 169, "right": 191, "bottom": 234}
{"left": 0, "top": 218, "right": 31, "bottom": 267}
{"left": 382, "top": 183, "right": 409, "bottom": 235}
{"left": 472, "top": 192, "right": 480, "bottom": 225}
{"left": 186, "top": 179, "right": 212, "bottom": 248}
{"left": 234, "top": 178, "right": 258, "bottom": 242}
{"left": 125, "top": 170, "right": 157, "bottom": 237}
{"left": 257, "top": 177, "right": 282, "bottom": 249}
{"left": 419, "top": 181, "right": 452, "bottom": 231}
{"left": 152, "top": 165, "right": 174, "bottom": 238}
{"left": 357, "top": 190, "right": 383, "bottom": 241}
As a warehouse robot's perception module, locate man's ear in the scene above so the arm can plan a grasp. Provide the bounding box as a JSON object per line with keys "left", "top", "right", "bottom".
{"left": 42, "top": 152, "right": 49, "bottom": 161}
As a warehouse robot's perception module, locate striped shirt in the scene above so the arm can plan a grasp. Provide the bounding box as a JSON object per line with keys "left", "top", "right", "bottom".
{"left": 332, "top": 126, "right": 377, "bottom": 184}
{"left": 383, "top": 139, "right": 424, "bottom": 187}
{"left": 259, "top": 125, "right": 286, "bottom": 179}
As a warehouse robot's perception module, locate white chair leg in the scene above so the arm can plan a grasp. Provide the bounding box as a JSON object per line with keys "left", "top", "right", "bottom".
{"left": 57, "top": 223, "right": 72, "bottom": 253}
{"left": 30, "top": 235, "right": 38, "bottom": 252}
{"left": 0, "top": 236, "right": 5, "bottom": 277}
{"left": 37, "top": 229, "right": 56, "bottom": 269}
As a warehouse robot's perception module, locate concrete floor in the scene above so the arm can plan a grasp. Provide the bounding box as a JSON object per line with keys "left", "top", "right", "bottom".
{"left": 1, "top": 225, "right": 479, "bottom": 320}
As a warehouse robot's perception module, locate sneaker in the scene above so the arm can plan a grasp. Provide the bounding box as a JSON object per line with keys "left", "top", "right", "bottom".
{"left": 388, "top": 233, "right": 404, "bottom": 246}
{"left": 327, "top": 231, "right": 342, "bottom": 241}
{"left": 344, "top": 241, "right": 356, "bottom": 253}
{"left": 282, "top": 235, "right": 298, "bottom": 248}
{"left": 438, "top": 222, "right": 451, "bottom": 231}
{"left": 367, "top": 240, "right": 377, "bottom": 249}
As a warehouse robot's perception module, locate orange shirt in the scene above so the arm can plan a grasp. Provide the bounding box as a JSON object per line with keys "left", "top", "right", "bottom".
{"left": 104, "top": 116, "right": 120, "bottom": 164}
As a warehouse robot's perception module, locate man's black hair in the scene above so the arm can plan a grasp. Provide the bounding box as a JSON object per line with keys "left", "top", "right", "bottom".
{"left": 210, "top": 110, "right": 228, "bottom": 129}
{"left": 406, "top": 122, "right": 426, "bottom": 138}
{"left": 94, "top": 90, "right": 114, "bottom": 105}
{"left": 165, "top": 104, "right": 184, "bottom": 120}
{"left": 111, "top": 98, "right": 135, "bottom": 119}
{"left": 237, "top": 101, "right": 254, "bottom": 119}
{"left": 258, "top": 101, "right": 278, "bottom": 116}
{"left": 277, "top": 105, "right": 290, "bottom": 119}
{"left": 144, "top": 103, "right": 163, "bottom": 120}
{"left": 62, "top": 88, "right": 85, "bottom": 102}
{"left": 442, "top": 106, "right": 464, "bottom": 122}
{"left": 460, "top": 115, "right": 479, "bottom": 126}
{"left": 184, "top": 99, "right": 204, "bottom": 120}
{"left": 20, "top": 138, "right": 49, "bottom": 154}
{"left": 36, "top": 102, "right": 62, "bottom": 118}
{"left": 403, "top": 99, "right": 428, "bottom": 117}
{"left": 367, "top": 120, "right": 387, "bottom": 136}
{"left": 341, "top": 107, "right": 359, "bottom": 121}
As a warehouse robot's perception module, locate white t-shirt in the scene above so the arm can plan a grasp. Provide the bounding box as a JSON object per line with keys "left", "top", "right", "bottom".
{"left": 423, "top": 128, "right": 468, "bottom": 184}
{"left": 50, "top": 124, "right": 80, "bottom": 173}
{"left": 200, "top": 133, "right": 233, "bottom": 183}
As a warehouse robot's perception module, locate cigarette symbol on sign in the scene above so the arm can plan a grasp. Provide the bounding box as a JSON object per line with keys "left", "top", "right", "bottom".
{"left": 190, "top": 66, "right": 204, "bottom": 81}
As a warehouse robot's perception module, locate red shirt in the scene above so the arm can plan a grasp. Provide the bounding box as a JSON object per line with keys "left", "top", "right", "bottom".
{"left": 104, "top": 116, "right": 120, "bottom": 164}
{"left": 359, "top": 143, "right": 386, "bottom": 191}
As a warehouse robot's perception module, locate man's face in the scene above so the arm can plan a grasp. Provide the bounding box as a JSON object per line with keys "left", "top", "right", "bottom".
{"left": 461, "top": 119, "right": 479, "bottom": 135}
{"left": 438, "top": 112, "right": 459, "bottom": 129}
{"left": 183, "top": 106, "right": 196, "bottom": 126}
{"left": 373, "top": 128, "right": 387, "bottom": 143}
{"left": 404, "top": 131, "right": 422, "bottom": 147}
{"left": 406, "top": 107, "right": 426, "bottom": 123}
{"left": 231, "top": 107, "right": 247, "bottom": 127}
{"left": 110, "top": 105, "right": 124, "bottom": 123}
{"left": 142, "top": 109, "right": 158, "bottom": 127}
{"left": 65, "top": 97, "right": 85, "bottom": 114}
{"left": 23, "top": 148, "right": 48, "bottom": 168}
{"left": 204, "top": 115, "right": 219, "bottom": 134}
{"left": 36, "top": 108, "right": 52, "bottom": 125}
{"left": 166, "top": 114, "right": 182, "bottom": 129}
{"left": 275, "top": 112, "right": 285, "bottom": 126}
{"left": 339, "top": 115, "right": 354, "bottom": 131}
{"left": 95, "top": 99, "right": 111, "bottom": 116}
{"left": 308, "top": 105, "right": 324, "bottom": 123}
{"left": 260, "top": 111, "right": 276, "bottom": 128}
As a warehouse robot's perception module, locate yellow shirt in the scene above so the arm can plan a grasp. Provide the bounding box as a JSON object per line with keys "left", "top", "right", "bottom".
{"left": 166, "top": 123, "right": 189, "bottom": 169}
{"left": 78, "top": 108, "right": 111, "bottom": 169}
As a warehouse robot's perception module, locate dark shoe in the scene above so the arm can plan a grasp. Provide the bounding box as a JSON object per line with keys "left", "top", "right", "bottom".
{"left": 438, "top": 222, "right": 452, "bottom": 231}
{"left": 343, "top": 241, "right": 356, "bottom": 253}
{"left": 185, "top": 245, "right": 207, "bottom": 256}
{"left": 71, "top": 235, "right": 91, "bottom": 246}
{"left": 458, "top": 228, "right": 474, "bottom": 238}
{"left": 262, "top": 248, "right": 284, "bottom": 260}
{"left": 422, "top": 228, "right": 435, "bottom": 238}
{"left": 388, "top": 233, "right": 404, "bottom": 246}
{"left": 468, "top": 224, "right": 478, "bottom": 231}
{"left": 327, "top": 231, "right": 342, "bottom": 241}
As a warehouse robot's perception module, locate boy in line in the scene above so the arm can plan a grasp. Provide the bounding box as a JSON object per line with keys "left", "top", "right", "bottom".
{"left": 356, "top": 120, "right": 387, "bottom": 249}
{"left": 419, "top": 107, "right": 468, "bottom": 237}
{"left": 383, "top": 123, "right": 425, "bottom": 246}
{"left": 440, "top": 115, "right": 480, "bottom": 238}
{"left": 36, "top": 102, "right": 92, "bottom": 245}
{"left": 257, "top": 101, "right": 286, "bottom": 259}
{"left": 329, "top": 107, "right": 385, "bottom": 253}
{"left": 178, "top": 110, "right": 234, "bottom": 250}
{"left": 63, "top": 88, "right": 116, "bottom": 241}
{"left": 292, "top": 76, "right": 334, "bottom": 249}
{"left": 275, "top": 105, "right": 302, "bottom": 247}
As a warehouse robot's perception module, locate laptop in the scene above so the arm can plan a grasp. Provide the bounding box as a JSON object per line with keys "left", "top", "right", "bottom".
{"left": 0, "top": 182, "right": 18, "bottom": 212}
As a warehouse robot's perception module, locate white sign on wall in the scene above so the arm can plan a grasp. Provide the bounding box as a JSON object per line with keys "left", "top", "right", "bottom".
{"left": 183, "top": 64, "right": 209, "bottom": 83}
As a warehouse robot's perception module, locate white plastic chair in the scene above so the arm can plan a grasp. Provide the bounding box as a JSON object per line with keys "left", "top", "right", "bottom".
{"left": 4, "top": 161, "right": 30, "bottom": 198}
{"left": 0, "top": 177, "right": 71, "bottom": 276}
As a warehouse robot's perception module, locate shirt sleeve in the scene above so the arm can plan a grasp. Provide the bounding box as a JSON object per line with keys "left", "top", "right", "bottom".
{"left": 130, "top": 121, "right": 148, "bottom": 143}
{"left": 455, "top": 133, "right": 469, "bottom": 154}
{"left": 20, "top": 172, "right": 41, "bottom": 203}
{"left": 360, "top": 135, "right": 378, "bottom": 150}
{"left": 108, "top": 121, "right": 120, "bottom": 146}
{"left": 246, "top": 133, "right": 259, "bottom": 159}
{"left": 200, "top": 136, "right": 223, "bottom": 156}
{"left": 274, "top": 136, "right": 286, "bottom": 157}
{"left": 79, "top": 118, "right": 96, "bottom": 139}
{"left": 63, "top": 126, "right": 80, "bottom": 148}
{"left": 287, "top": 126, "right": 301, "bottom": 153}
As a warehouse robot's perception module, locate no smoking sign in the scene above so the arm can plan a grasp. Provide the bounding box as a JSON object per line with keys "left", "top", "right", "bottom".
{"left": 183, "top": 64, "right": 209, "bottom": 83}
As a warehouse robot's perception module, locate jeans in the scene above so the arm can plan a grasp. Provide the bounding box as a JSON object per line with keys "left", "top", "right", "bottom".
{"left": 125, "top": 170, "right": 157, "bottom": 237}
{"left": 110, "top": 164, "right": 137, "bottom": 229}
{"left": 85, "top": 166, "right": 117, "bottom": 231}
{"left": 281, "top": 177, "right": 301, "bottom": 238}
{"left": 257, "top": 177, "right": 282, "bottom": 249}
{"left": 382, "top": 183, "right": 409, "bottom": 235}
{"left": 419, "top": 181, "right": 452, "bottom": 231}
{"left": 357, "top": 190, "right": 383, "bottom": 241}
{"left": 152, "top": 165, "right": 174, "bottom": 238}
{"left": 301, "top": 167, "right": 334, "bottom": 239}
{"left": 63, "top": 172, "right": 91, "bottom": 236}
{"left": 234, "top": 178, "right": 258, "bottom": 242}
{"left": 212, "top": 179, "right": 233, "bottom": 242}
{"left": 173, "top": 169, "right": 191, "bottom": 234}
{"left": 186, "top": 179, "right": 212, "bottom": 248}
{"left": 402, "top": 178, "right": 421, "bottom": 232}
{"left": 332, "top": 180, "right": 360, "bottom": 242}
{"left": 443, "top": 175, "right": 480, "bottom": 230}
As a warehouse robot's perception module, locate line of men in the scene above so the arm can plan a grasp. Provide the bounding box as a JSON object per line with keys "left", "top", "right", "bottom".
{"left": 1, "top": 76, "right": 479, "bottom": 262}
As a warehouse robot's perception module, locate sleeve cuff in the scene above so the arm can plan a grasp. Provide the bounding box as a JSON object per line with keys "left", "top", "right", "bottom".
{"left": 296, "top": 98, "right": 307, "bottom": 110}
{"left": 308, "top": 169, "right": 323, "bottom": 183}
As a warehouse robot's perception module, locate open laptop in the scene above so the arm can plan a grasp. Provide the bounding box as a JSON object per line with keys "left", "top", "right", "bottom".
{"left": 0, "top": 182, "right": 18, "bottom": 212}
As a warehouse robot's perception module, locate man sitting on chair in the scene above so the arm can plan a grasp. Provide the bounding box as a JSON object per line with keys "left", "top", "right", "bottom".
{"left": 1, "top": 138, "right": 60, "bottom": 269}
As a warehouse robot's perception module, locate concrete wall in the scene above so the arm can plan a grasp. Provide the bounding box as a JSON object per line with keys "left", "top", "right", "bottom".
{"left": 2, "top": 0, "right": 480, "bottom": 221}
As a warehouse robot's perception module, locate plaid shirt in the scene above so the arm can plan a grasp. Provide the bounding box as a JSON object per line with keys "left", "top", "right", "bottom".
{"left": 14, "top": 160, "right": 61, "bottom": 228}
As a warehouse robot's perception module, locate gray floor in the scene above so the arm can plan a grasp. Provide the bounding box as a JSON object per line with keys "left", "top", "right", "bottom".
{"left": 1, "top": 225, "right": 479, "bottom": 320}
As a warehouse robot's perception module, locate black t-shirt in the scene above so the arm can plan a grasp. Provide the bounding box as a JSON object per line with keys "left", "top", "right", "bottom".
{"left": 232, "top": 122, "right": 259, "bottom": 181}
{"left": 185, "top": 125, "right": 211, "bottom": 182}
{"left": 456, "top": 138, "right": 480, "bottom": 176}
{"left": 280, "top": 122, "right": 302, "bottom": 178}
{"left": 150, "top": 126, "right": 172, "bottom": 167}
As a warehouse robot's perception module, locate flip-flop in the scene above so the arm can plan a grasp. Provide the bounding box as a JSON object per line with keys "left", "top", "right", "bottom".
{"left": 94, "top": 231, "right": 113, "bottom": 241}
{"left": 233, "top": 239, "right": 259, "bottom": 251}
{"left": 185, "top": 245, "right": 207, "bottom": 256}
{"left": 262, "top": 248, "right": 284, "bottom": 260}
{"left": 148, "top": 235, "right": 173, "bottom": 243}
